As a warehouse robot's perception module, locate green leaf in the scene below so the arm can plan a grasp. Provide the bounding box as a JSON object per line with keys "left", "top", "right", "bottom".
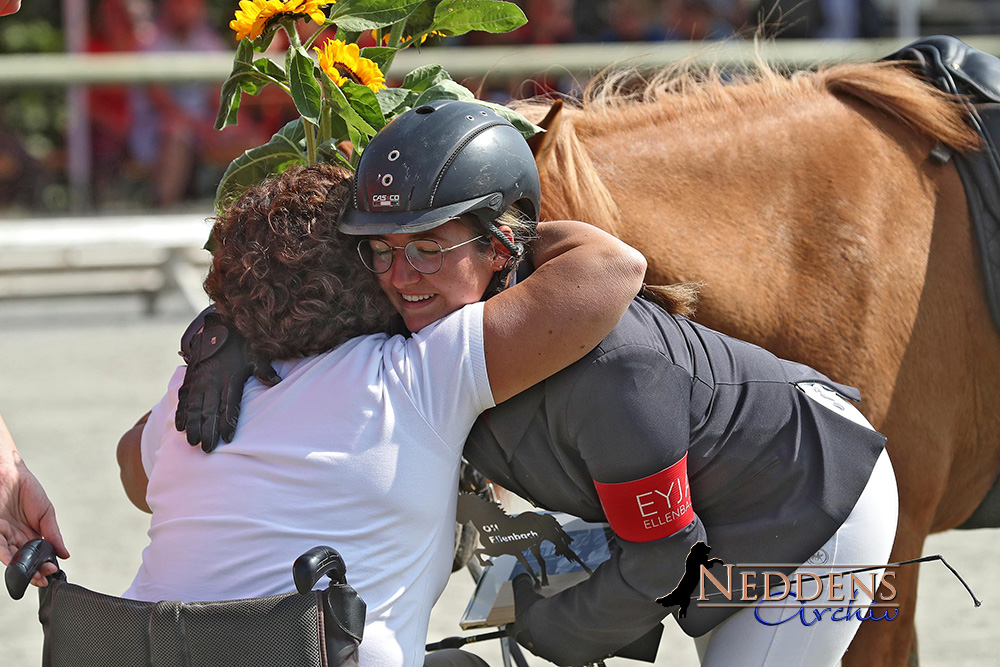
{"left": 431, "top": 0, "right": 527, "bottom": 36}
{"left": 289, "top": 47, "right": 322, "bottom": 125}
{"left": 253, "top": 57, "right": 288, "bottom": 84}
{"left": 214, "top": 39, "right": 256, "bottom": 130}
{"left": 402, "top": 64, "right": 452, "bottom": 93}
{"left": 335, "top": 27, "right": 363, "bottom": 44}
{"left": 255, "top": 20, "right": 283, "bottom": 52}
{"left": 347, "top": 122, "right": 365, "bottom": 169}
{"left": 412, "top": 79, "right": 475, "bottom": 106}
{"left": 330, "top": 0, "right": 425, "bottom": 32}
{"left": 317, "top": 139, "right": 354, "bottom": 169}
{"left": 470, "top": 100, "right": 544, "bottom": 138}
{"left": 323, "top": 72, "right": 378, "bottom": 137}
{"left": 402, "top": 0, "right": 443, "bottom": 38}
{"left": 343, "top": 81, "right": 386, "bottom": 131}
{"left": 359, "top": 46, "right": 397, "bottom": 73}
{"left": 327, "top": 112, "right": 351, "bottom": 145}
{"left": 215, "top": 119, "right": 308, "bottom": 211}
{"left": 387, "top": 16, "right": 410, "bottom": 49}
{"left": 376, "top": 87, "right": 414, "bottom": 116}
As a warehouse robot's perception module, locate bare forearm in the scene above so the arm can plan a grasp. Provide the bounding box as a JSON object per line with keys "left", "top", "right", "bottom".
{"left": 117, "top": 413, "right": 151, "bottom": 513}
{"left": 484, "top": 220, "right": 646, "bottom": 403}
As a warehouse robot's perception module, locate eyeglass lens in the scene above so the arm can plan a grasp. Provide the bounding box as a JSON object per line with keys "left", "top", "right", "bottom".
{"left": 362, "top": 239, "right": 446, "bottom": 274}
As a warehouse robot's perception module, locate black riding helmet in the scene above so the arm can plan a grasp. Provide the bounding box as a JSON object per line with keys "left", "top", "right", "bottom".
{"left": 338, "top": 100, "right": 541, "bottom": 258}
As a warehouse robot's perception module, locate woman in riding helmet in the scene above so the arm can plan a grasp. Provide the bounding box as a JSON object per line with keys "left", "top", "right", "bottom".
{"left": 179, "top": 100, "right": 897, "bottom": 667}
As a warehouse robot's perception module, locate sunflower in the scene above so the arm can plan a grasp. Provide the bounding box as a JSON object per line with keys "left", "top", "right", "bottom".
{"left": 230, "top": 0, "right": 335, "bottom": 42}
{"left": 316, "top": 40, "right": 386, "bottom": 94}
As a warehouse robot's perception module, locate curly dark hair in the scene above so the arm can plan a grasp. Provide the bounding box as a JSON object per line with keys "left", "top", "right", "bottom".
{"left": 205, "top": 163, "right": 403, "bottom": 360}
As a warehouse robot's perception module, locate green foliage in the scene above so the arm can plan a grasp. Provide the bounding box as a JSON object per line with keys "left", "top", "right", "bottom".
{"left": 214, "top": 119, "right": 308, "bottom": 213}
{"left": 214, "top": 0, "right": 537, "bottom": 213}
{"left": 431, "top": 0, "right": 527, "bottom": 36}
{"left": 329, "top": 0, "right": 427, "bottom": 32}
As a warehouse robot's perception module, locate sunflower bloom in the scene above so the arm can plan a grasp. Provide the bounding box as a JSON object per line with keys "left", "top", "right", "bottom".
{"left": 316, "top": 40, "right": 386, "bottom": 93}
{"left": 230, "top": 0, "right": 335, "bottom": 42}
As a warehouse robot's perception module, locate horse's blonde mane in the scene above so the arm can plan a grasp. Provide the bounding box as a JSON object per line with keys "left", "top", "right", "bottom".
{"left": 513, "top": 60, "right": 979, "bottom": 233}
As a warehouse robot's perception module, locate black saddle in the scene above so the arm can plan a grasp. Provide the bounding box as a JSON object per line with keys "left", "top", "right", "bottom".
{"left": 6, "top": 540, "right": 366, "bottom": 667}
{"left": 885, "top": 35, "right": 1000, "bottom": 340}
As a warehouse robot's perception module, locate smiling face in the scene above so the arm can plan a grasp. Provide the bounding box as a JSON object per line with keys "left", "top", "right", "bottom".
{"left": 371, "top": 219, "right": 504, "bottom": 333}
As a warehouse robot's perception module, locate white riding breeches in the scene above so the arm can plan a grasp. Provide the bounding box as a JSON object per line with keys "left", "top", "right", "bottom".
{"left": 693, "top": 383, "right": 899, "bottom": 667}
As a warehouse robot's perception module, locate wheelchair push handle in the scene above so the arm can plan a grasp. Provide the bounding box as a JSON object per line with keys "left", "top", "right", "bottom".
{"left": 6, "top": 538, "right": 60, "bottom": 600}
{"left": 293, "top": 545, "right": 348, "bottom": 594}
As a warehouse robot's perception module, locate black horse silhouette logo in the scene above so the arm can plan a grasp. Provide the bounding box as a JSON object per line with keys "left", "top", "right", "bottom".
{"left": 456, "top": 493, "right": 593, "bottom": 588}
{"left": 656, "top": 541, "right": 724, "bottom": 618}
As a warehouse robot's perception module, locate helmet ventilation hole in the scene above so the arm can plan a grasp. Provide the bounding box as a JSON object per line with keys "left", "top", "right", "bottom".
{"left": 415, "top": 105, "right": 435, "bottom": 114}
{"left": 388, "top": 150, "right": 400, "bottom": 161}
{"left": 466, "top": 115, "right": 475, "bottom": 120}
{"left": 382, "top": 174, "right": 393, "bottom": 186}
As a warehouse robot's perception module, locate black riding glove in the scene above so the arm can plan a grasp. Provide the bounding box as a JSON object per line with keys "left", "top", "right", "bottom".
{"left": 174, "top": 312, "right": 280, "bottom": 452}
{"left": 509, "top": 573, "right": 544, "bottom": 653}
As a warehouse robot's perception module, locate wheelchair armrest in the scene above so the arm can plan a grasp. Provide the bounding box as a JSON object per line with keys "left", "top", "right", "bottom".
{"left": 6, "top": 539, "right": 59, "bottom": 600}
{"left": 293, "top": 545, "right": 347, "bottom": 594}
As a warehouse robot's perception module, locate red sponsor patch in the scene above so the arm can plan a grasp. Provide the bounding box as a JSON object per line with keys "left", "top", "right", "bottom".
{"left": 593, "top": 455, "right": 694, "bottom": 542}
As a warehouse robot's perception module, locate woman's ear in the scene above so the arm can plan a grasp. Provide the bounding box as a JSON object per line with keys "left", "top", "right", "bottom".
{"left": 490, "top": 225, "right": 516, "bottom": 270}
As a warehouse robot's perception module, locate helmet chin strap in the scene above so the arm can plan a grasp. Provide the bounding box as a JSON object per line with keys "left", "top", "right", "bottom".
{"left": 478, "top": 215, "right": 521, "bottom": 259}
{"left": 476, "top": 215, "right": 520, "bottom": 300}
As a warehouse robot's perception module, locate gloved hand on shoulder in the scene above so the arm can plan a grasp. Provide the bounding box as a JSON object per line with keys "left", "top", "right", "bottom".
{"left": 174, "top": 310, "right": 280, "bottom": 453}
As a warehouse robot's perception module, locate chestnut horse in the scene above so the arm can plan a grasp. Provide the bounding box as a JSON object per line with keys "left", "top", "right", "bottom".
{"left": 514, "top": 62, "right": 1000, "bottom": 666}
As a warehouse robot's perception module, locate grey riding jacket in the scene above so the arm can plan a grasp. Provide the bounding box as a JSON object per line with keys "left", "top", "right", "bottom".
{"left": 463, "top": 297, "right": 887, "bottom": 664}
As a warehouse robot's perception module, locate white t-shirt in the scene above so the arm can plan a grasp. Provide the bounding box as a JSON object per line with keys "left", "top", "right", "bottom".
{"left": 125, "top": 302, "right": 494, "bottom": 667}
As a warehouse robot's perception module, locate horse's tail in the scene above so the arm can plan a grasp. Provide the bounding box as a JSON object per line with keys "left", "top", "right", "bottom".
{"left": 818, "top": 61, "right": 980, "bottom": 151}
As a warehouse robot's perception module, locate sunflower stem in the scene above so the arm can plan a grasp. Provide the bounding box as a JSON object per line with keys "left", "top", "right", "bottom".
{"left": 321, "top": 106, "right": 333, "bottom": 144}
{"left": 304, "top": 23, "right": 332, "bottom": 50}
{"left": 304, "top": 118, "right": 318, "bottom": 166}
{"left": 286, "top": 20, "right": 302, "bottom": 50}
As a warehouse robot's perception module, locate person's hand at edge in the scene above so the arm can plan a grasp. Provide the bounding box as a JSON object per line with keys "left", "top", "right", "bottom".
{"left": 0, "top": 417, "right": 69, "bottom": 587}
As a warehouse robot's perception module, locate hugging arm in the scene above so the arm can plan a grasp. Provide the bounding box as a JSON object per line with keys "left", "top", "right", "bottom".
{"left": 511, "top": 348, "right": 705, "bottom": 665}
{"left": 482, "top": 220, "right": 646, "bottom": 403}
{"left": 117, "top": 412, "right": 152, "bottom": 513}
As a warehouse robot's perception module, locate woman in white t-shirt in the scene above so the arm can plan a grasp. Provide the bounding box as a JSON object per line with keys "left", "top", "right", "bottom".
{"left": 117, "top": 153, "right": 644, "bottom": 667}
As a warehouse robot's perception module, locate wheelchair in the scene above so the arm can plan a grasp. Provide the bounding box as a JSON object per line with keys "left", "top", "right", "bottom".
{"left": 5, "top": 539, "right": 366, "bottom": 667}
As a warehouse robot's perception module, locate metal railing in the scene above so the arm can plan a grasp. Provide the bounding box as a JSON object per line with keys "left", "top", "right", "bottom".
{"left": 3, "top": 36, "right": 1000, "bottom": 213}
{"left": 2, "top": 37, "right": 1000, "bottom": 88}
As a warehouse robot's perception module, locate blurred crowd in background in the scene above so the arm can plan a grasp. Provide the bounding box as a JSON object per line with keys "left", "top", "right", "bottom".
{"left": 1, "top": 0, "right": 998, "bottom": 215}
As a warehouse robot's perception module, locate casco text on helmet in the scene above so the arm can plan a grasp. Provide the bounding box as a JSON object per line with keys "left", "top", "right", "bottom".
{"left": 339, "top": 100, "right": 541, "bottom": 256}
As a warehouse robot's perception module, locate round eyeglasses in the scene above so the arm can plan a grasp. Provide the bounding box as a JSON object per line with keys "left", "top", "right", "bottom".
{"left": 357, "top": 235, "right": 488, "bottom": 275}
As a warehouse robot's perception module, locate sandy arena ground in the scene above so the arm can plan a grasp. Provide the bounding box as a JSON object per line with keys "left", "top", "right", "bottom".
{"left": 1, "top": 293, "right": 996, "bottom": 666}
